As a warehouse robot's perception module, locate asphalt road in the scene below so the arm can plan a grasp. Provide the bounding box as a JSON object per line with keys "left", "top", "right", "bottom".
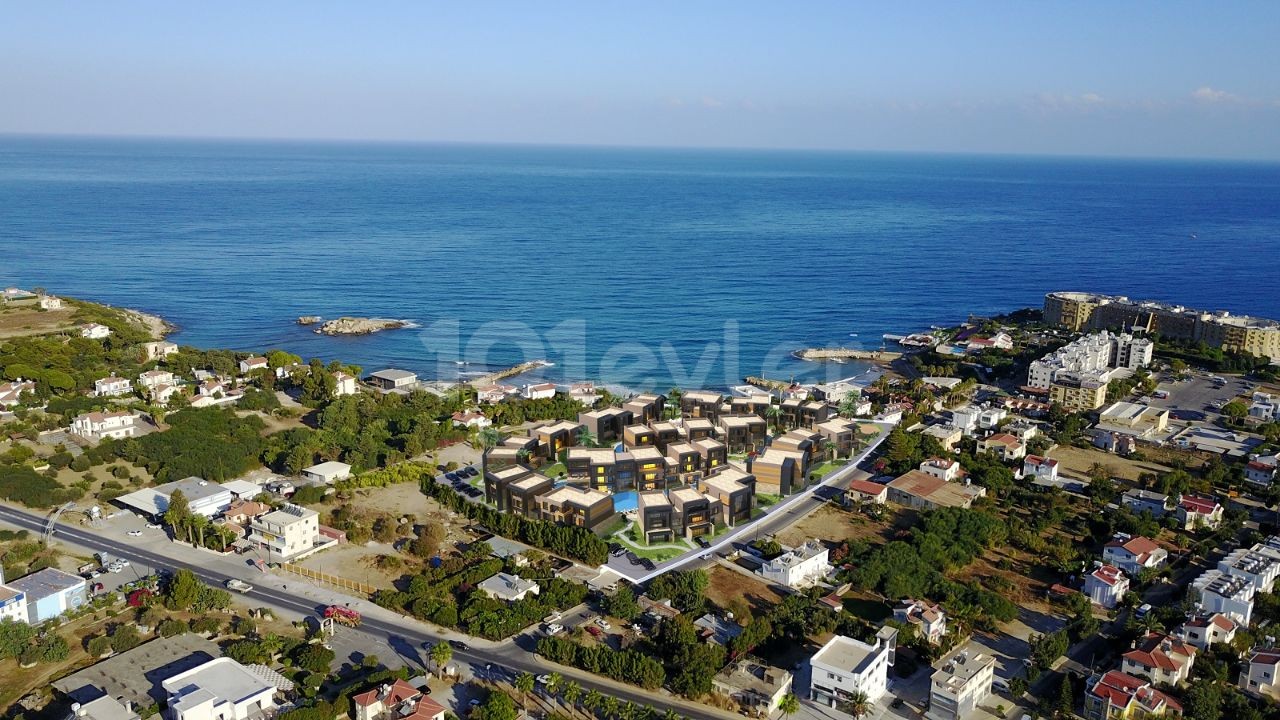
{"left": 0, "top": 504, "right": 737, "bottom": 720}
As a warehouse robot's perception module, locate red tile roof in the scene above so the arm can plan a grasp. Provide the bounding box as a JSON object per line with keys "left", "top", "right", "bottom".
{"left": 1091, "top": 564, "right": 1127, "bottom": 587}
{"left": 1180, "top": 494, "right": 1219, "bottom": 515}
{"left": 1090, "top": 670, "right": 1182, "bottom": 714}
{"left": 848, "top": 479, "right": 887, "bottom": 497}
{"left": 1123, "top": 633, "right": 1195, "bottom": 672}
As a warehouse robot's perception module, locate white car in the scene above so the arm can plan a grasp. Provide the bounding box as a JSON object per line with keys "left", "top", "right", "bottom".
{"left": 595, "top": 618, "right": 611, "bottom": 630}
{"left": 127, "top": 530, "right": 143, "bottom": 537}
{"left": 145, "top": 523, "right": 162, "bottom": 529}
{"left": 544, "top": 623, "right": 565, "bottom": 636}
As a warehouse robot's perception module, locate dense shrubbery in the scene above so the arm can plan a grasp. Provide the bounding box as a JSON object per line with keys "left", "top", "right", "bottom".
{"left": 118, "top": 407, "right": 265, "bottom": 482}
{"left": 535, "top": 636, "right": 665, "bottom": 690}
{"left": 0, "top": 464, "right": 79, "bottom": 508}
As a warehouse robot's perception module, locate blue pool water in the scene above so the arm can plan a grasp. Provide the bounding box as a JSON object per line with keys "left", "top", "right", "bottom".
{"left": 612, "top": 491, "right": 638, "bottom": 513}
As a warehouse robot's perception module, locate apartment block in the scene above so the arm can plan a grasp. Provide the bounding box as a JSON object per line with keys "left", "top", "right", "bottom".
{"left": 683, "top": 417, "right": 717, "bottom": 441}
{"left": 808, "top": 629, "right": 897, "bottom": 706}
{"left": 566, "top": 447, "right": 636, "bottom": 492}
{"left": 533, "top": 420, "right": 582, "bottom": 458}
{"left": 638, "top": 491, "right": 676, "bottom": 543}
{"left": 670, "top": 487, "right": 714, "bottom": 538}
{"left": 773, "top": 428, "right": 823, "bottom": 464}
{"left": 535, "top": 485, "right": 614, "bottom": 529}
{"left": 623, "top": 424, "right": 655, "bottom": 449}
{"left": 623, "top": 393, "right": 666, "bottom": 424}
{"left": 694, "top": 438, "right": 728, "bottom": 474}
{"left": 631, "top": 446, "right": 668, "bottom": 490}
{"left": 927, "top": 651, "right": 996, "bottom": 720}
{"left": 681, "top": 390, "right": 724, "bottom": 419}
{"left": 717, "top": 414, "right": 767, "bottom": 453}
{"left": 700, "top": 468, "right": 756, "bottom": 526}
{"left": 750, "top": 447, "right": 807, "bottom": 496}
{"left": 648, "top": 421, "right": 683, "bottom": 451}
{"left": 578, "top": 407, "right": 634, "bottom": 444}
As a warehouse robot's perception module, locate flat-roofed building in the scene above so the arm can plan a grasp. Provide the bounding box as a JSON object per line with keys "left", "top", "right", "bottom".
{"left": 507, "top": 473, "right": 555, "bottom": 516}
{"left": 712, "top": 658, "right": 794, "bottom": 717}
{"left": 681, "top": 390, "right": 724, "bottom": 418}
{"left": 694, "top": 438, "right": 727, "bottom": 474}
{"left": 670, "top": 486, "right": 713, "bottom": 538}
{"left": 162, "top": 657, "right": 278, "bottom": 720}
{"left": 8, "top": 567, "right": 86, "bottom": 624}
{"left": 631, "top": 446, "right": 667, "bottom": 490}
{"left": 301, "top": 461, "right": 351, "bottom": 485}
{"left": 566, "top": 447, "right": 636, "bottom": 493}
{"left": 927, "top": 651, "right": 996, "bottom": 720}
{"left": 816, "top": 419, "right": 857, "bottom": 458}
{"left": 623, "top": 424, "right": 655, "bottom": 449}
{"left": 730, "top": 395, "right": 774, "bottom": 419}
{"left": 648, "top": 421, "right": 682, "bottom": 451}
{"left": 533, "top": 420, "right": 582, "bottom": 458}
{"left": 72, "top": 410, "right": 143, "bottom": 442}
{"left": 248, "top": 504, "right": 322, "bottom": 560}
{"left": 808, "top": 629, "right": 898, "bottom": 706}
{"left": 1191, "top": 569, "right": 1255, "bottom": 625}
{"left": 578, "top": 407, "right": 633, "bottom": 444}
{"left": 684, "top": 417, "right": 716, "bottom": 441}
{"left": 485, "top": 465, "right": 536, "bottom": 510}
{"left": 717, "top": 415, "right": 767, "bottom": 453}
{"left": 761, "top": 539, "right": 830, "bottom": 588}
{"left": 638, "top": 491, "right": 675, "bottom": 543}
{"left": 1098, "top": 401, "right": 1170, "bottom": 437}
{"left": 773, "top": 429, "right": 823, "bottom": 464}
{"left": 368, "top": 369, "right": 417, "bottom": 391}
{"left": 750, "top": 447, "right": 807, "bottom": 496}
{"left": 535, "top": 485, "right": 614, "bottom": 529}
{"left": 700, "top": 468, "right": 756, "bottom": 526}
{"left": 665, "top": 442, "right": 702, "bottom": 479}
{"left": 921, "top": 424, "right": 964, "bottom": 452}
{"left": 482, "top": 446, "right": 523, "bottom": 474}
{"left": 623, "top": 393, "right": 666, "bottom": 424}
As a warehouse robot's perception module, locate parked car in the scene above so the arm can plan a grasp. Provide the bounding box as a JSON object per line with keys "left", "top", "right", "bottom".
{"left": 127, "top": 530, "right": 143, "bottom": 537}
{"left": 544, "top": 623, "right": 565, "bottom": 636}
{"left": 625, "top": 551, "right": 640, "bottom": 565}
{"left": 585, "top": 626, "right": 603, "bottom": 638}
{"left": 595, "top": 618, "right": 611, "bottom": 630}
{"left": 450, "top": 640, "right": 471, "bottom": 651}
{"left": 536, "top": 674, "right": 551, "bottom": 685}
{"left": 640, "top": 558, "right": 656, "bottom": 571}
{"left": 695, "top": 536, "right": 710, "bottom": 548}
{"left": 445, "top": 472, "right": 460, "bottom": 482}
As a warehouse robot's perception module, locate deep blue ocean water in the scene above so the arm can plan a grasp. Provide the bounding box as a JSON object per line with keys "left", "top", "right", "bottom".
{"left": 3, "top": 136, "right": 1279, "bottom": 391}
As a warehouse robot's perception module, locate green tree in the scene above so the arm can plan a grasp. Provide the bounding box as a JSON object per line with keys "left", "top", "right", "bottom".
{"left": 0, "top": 619, "right": 35, "bottom": 659}
{"left": 562, "top": 680, "right": 582, "bottom": 707}
{"left": 429, "top": 641, "right": 452, "bottom": 676}
{"left": 779, "top": 693, "right": 800, "bottom": 718}
{"left": 164, "top": 489, "right": 193, "bottom": 543}
{"left": 514, "top": 672, "right": 535, "bottom": 712}
{"left": 604, "top": 585, "right": 640, "bottom": 621}
{"left": 165, "top": 568, "right": 203, "bottom": 611}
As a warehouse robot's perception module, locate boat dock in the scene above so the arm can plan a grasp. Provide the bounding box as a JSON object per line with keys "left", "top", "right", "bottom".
{"left": 792, "top": 348, "right": 902, "bottom": 362}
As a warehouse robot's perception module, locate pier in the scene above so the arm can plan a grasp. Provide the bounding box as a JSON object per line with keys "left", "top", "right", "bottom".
{"left": 465, "top": 359, "right": 551, "bottom": 387}
{"left": 793, "top": 348, "right": 903, "bottom": 362}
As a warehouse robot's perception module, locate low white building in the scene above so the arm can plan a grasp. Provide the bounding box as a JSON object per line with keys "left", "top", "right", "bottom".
{"left": 521, "top": 382, "right": 556, "bottom": 400}
{"left": 0, "top": 380, "right": 36, "bottom": 408}
{"left": 451, "top": 411, "right": 491, "bottom": 429}
{"left": 808, "top": 628, "right": 897, "bottom": 707}
{"left": 162, "top": 657, "right": 277, "bottom": 720}
{"left": 138, "top": 369, "right": 175, "bottom": 389}
{"left": 1178, "top": 613, "right": 1237, "bottom": 650}
{"left": 712, "top": 658, "right": 794, "bottom": 717}
{"left": 927, "top": 651, "right": 996, "bottom": 720}
{"left": 1218, "top": 547, "right": 1280, "bottom": 594}
{"left": 760, "top": 539, "right": 830, "bottom": 589}
{"left": 0, "top": 581, "right": 29, "bottom": 625}
{"left": 1121, "top": 633, "right": 1196, "bottom": 688}
{"left": 1245, "top": 455, "right": 1279, "bottom": 487}
{"left": 477, "top": 384, "right": 516, "bottom": 404}
{"left": 301, "top": 461, "right": 352, "bottom": 485}
{"left": 117, "top": 477, "right": 233, "bottom": 520}
{"left": 478, "top": 572, "right": 539, "bottom": 602}
{"left": 333, "top": 371, "right": 357, "bottom": 397}
{"left": 1250, "top": 393, "right": 1280, "bottom": 423}
{"left": 1103, "top": 535, "right": 1168, "bottom": 577}
{"left": 249, "top": 504, "right": 321, "bottom": 560}
{"left": 1190, "top": 569, "right": 1255, "bottom": 625}
{"left": 71, "top": 410, "right": 142, "bottom": 441}
{"left": 1084, "top": 564, "right": 1129, "bottom": 609}
{"left": 918, "top": 457, "right": 963, "bottom": 482}
{"left": 238, "top": 357, "right": 268, "bottom": 374}
{"left": 79, "top": 323, "right": 111, "bottom": 339}
{"left": 38, "top": 294, "right": 62, "bottom": 310}
{"left": 1241, "top": 649, "right": 1280, "bottom": 702}
{"left": 94, "top": 376, "right": 133, "bottom": 397}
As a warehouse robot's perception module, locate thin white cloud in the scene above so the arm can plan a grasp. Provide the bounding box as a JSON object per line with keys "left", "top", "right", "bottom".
{"left": 700, "top": 96, "right": 723, "bottom": 108}
{"left": 1080, "top": 92, "right": 1104, "bottom": 105}
{"left": 1191, "top": 86, "right": 1238, "bottom": 104}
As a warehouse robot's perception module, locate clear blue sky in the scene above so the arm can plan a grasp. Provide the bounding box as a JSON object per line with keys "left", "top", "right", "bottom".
{"left": 3, "top": 2, "right": 1279, "bottom": 158}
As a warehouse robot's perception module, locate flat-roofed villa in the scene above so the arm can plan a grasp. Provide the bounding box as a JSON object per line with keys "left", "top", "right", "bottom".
{"left": 508, "top": 472, "right": 555, "bottom": 515}
{"left": 631, "top": 446, "right": 667, "bottom": 490}
{"left": 623, "top": 393, "right": 666, "bottom": 424}
{"left": 816, "top": 419, "right": 857, "bottom": 457}
{"left": 700, "top": 468, "right": 756, "bottom": 526}
{"left": 694, "top": 437, "right": 727, "bottom": 473}
{"left": 730, "top": 395, "right": 774, "bottom": 419}
{"left": 485, "top": 465, "right": 543, "bottom": 510}
{"left": 535, "top": 485, "right": 614, "bottom": 529}
{"left": 681, "top": 390, "right": 724, "bottom": 418}
{"left": 751, "top": 447, "right": 808, "bottom": 496}
{"left": 533, "top": 420, "right": 582, "bottom": 457}
{"left": 670, "top": 486, "right": 714, "bottom": 538}
{"left": 623, "top": 423, "right": 655, "bottom": 449}
{"left": 566, "top": 447, "right": 636, "bottom": 493}
{"left": 578, "top": 407, "right": 634, "bottom": 443}
{"left": 666, "top": 442, "right": 702, "bottom": 479}
{"left": 638, "top": 490, "right": 676, "bottom": 543}
{"left": 649, "top": 420, "right": 682, "bottom": 450}
{"left": 717, "top": 414, "right": 767, "bottom": 453}
{"left": 773, "top": 428, "right": 824, "bottom": 463}
{"left": 684, "top": 417, "right": 717, "bottom": 441}
{"left": 483, "top": 446, "right": 523, "bottom": 473}
{"left": 369, "top": 368, "right": 417, "bottom": 391}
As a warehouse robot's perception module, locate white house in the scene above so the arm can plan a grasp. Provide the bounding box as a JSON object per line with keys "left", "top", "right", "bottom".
{"left": 1178, "top": 613, "right": 1237, "bottom": 650}
{"left": 1241, "top": 649, "right": 1280, "bottom": 702}
{"left": 1084, "top": 564, "right": 1129, "bottom": 609}
{"left": 197, "top": 379, "right": 227, "bottom": 398}
{"left": 333, "top": 371, "right": 357, "bottom": 397}
{"left": 894, "top": 599, "right": 947, "bottom": 645}
{"left": 301, "top": 461, "right": 352, "bottom": 485}
{"left": 238, "top": 356, "right": 268, "bottom": 374}
{"left": 0, "top": 380, "right": 36, "bottom": 408}
{"left": 1103, "top": 535, "right": 1168, "bottom": 577}
{"left": 759, "top": 539, "right": 830, "bottom": 589}
{"left": 143, "top": 341, "right": 179, "bottom": 361}
{"left": 1245, "top": 455, "right": 1279, "bottom": 487}
{"left": 94, "top": 376, "right": 133, "bottom": 397}
{"left": 451, "top": 410, "right": 491, "bottom": 429}
{"left": 162, "top": 657, "right": 277, "bottom": 720}
{"left": 808, "top": 628, "right": 898, "bottom": 706}
{"left": 38, "top": 294, "right": 62, "bottom": 310}
{"left": 976, "top": 433, "right": 1025, "bottom": 462}
{"left": 71, "top": 410, "right": 142, "bottom": 441}
{"left": 1177, "top": 495, "right": 1224, "bottom": 531}
{"left": 1121, "top": 633, "right": 1196, "bottom": 687}
{"left": 248, "top": 504, "right": 321, "bottom": 560}
{"left": 1022, "top": 455, "right": 1059, "bottom": 482}
{"left": 138, "top": 369, "right": 175, "bottom": 389}
{"left": 919, "top": 457, "right": 963, "bottom": 482}
{"left": 478, "top": 572, "right": 540, "bottom": 602}
{"left": 976, "top": 407, "right": 1007, "bottom": 430}
{"left": 1219, "top": 547, "right": 1280, "bottom": 594}
{"left": 79, "top": 323, "right": 111, "bottom": 339}
{"left": 949, "top": 407, "right": 980, "bottom": 434}
{"left": 477, "top": 384, "right": 516, "bottom": 404}
{"left": 1250, "top": 393, "right": 1280, "bottom": 423}
{"left": 521, "top": 382, "right": 556, "bottom": 400}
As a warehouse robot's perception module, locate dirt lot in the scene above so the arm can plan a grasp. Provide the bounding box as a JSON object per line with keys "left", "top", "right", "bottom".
{"left": 774, "top": 503, "right": 905, "bottom": 548}
{"left": 1049, "top": 443, "right": 1174, "bottom": 482}
{"left": 705, "top": 564, "right": 783, "bottom": 615}
{"left": 297, "top": 538, "right": 405, "bottom": 588}
{"left": 0, "top": 305, "right": 78, "bottom": 338}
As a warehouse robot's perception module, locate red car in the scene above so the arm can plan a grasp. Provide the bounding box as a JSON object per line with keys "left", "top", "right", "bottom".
{"left": 585, "top": 626, "right": 603, "bottom": 638}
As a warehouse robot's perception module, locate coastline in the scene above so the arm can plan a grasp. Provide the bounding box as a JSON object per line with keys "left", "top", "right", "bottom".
{"left": 122, "top": 307, "right": 175, "bottom": 341}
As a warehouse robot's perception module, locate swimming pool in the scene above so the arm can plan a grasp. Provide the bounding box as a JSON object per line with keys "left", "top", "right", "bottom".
{"left": 613, "top": 491, "right": 638, "bottom": 513}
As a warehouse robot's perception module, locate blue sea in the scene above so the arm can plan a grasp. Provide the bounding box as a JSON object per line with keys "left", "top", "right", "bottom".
{"left": 3, "top": 136, "right": 1279, "bottom": 391}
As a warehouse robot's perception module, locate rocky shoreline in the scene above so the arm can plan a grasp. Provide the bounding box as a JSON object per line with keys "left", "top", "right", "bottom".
{"left": 315, "top": 317, "right": 411, "bottom": 336}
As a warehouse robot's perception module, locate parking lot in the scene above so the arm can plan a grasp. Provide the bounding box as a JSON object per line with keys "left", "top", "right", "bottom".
{"left": 1149, "top": 372, "right": 1253, "bottom": 421}
{"left": 438, "top": 464, "right": 485, "bottom": 502}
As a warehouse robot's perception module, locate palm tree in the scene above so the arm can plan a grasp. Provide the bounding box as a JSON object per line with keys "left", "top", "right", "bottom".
{"left": 839, "top": 691, "right": 869, "bottom": 718}
{"left": 515, "top": 673, "right": 535, "bottom": 712}
{"left": 602, "top": 696, "right": 620, "bottom": 720}
{"left": 546, "top": 672, "right": 563, "bottom": 697}
{"left": 429, "top": 642, "right": 452, "bottom": 677}
{"left": 823, "top": 440, "right": 838, "bottom": 461}
{"left": 618, "top": 701, "right": 636, "bottom": 720}
{"left": 477, "top": 426, "right": 501, "bottom": 452}
{"left": 583, "top": 690, "right": 603, "bottom": 715}
{"left": 563, "top": 681, "right": 582, "bottom": 708}
{"left": 765, "top": 404, "right": 783, "bottom": 433}
{"left": 661, "top": 710, "right": 682, "bottom": 720}
{"left": 578, "top": 428, "right": 597, "bottom": 448}
{"left": 778, "top": 693, "right": 800, "bottom": 718}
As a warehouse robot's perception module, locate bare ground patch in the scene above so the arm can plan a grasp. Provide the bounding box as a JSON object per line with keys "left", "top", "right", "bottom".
{"left": 706, "top": 565, "right": 784, "bottom": 615}
{"left": 1048, "top": 444, "right": 1174, "bottom": 482}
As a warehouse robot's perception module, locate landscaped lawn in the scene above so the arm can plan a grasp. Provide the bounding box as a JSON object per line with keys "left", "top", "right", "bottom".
{"left": 811, "top": 460, "right": 846, "bottom": 478}
{"left": 757, "top": 493, "right": 781, "bottom": 506}
{"left": 842, "top": 596, "right": 893, "bottom": 621}
{"left": 612, "top": 521, "right": 696, "bottom": 561}
{"left": 540, "top": 461, "right": 567, "bottom": 479}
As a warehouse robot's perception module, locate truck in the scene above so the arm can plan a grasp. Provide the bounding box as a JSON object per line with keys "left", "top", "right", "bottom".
{"left": 224, "top": 579, "right": 254, "bottom": 593}
{"left": 323, "top": 605, "right": 361, "bottom": 627}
